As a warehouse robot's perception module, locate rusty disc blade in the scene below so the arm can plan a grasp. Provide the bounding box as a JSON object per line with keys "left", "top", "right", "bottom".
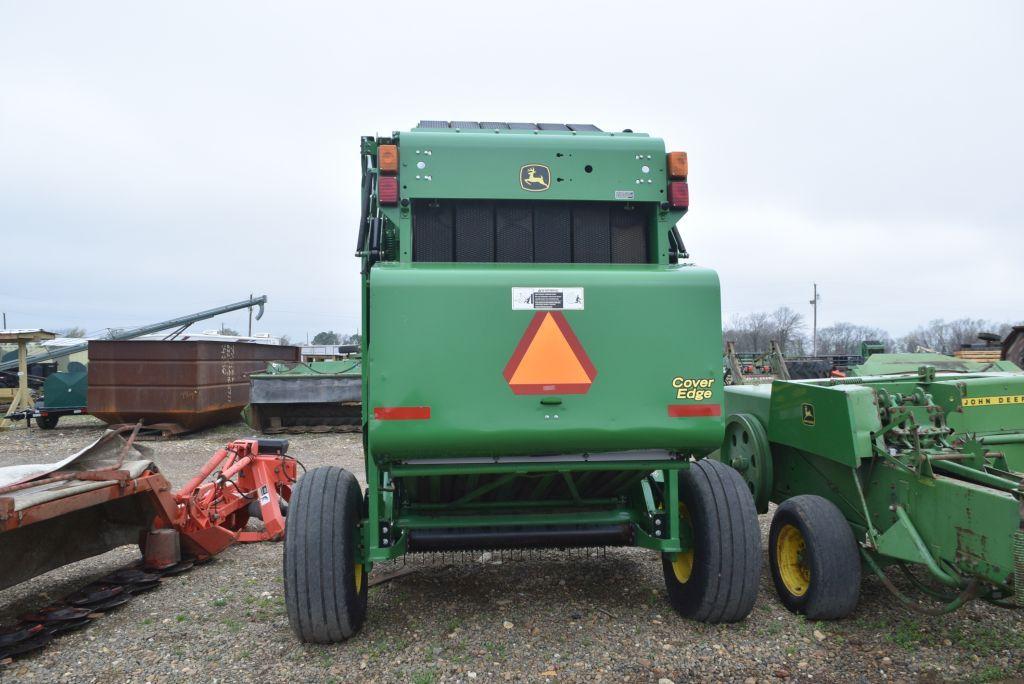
{"left": 65, "top": 584, "right": 125, "bottom": 607}
{"left": 0, "top": 623, "right": 43, "bottom": 647}
{"left": 157, "top": 559, "right": 195, "bottom": 576}
{"left": 19, "top": 606, "right": 92, "bottom": 624}
{"left": 101, "top": 569, "right": 162, "bottom": 586}
{"left": 80, "top": 593, "right": 132, "bottom": 612}
{"left": 42, "top": 617, "right": 93, "bottom": 636}
{"left": 0, "top": 632, "right": 52, "bottom": 659}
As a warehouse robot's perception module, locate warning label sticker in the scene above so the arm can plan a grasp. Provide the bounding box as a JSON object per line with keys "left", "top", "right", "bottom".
{"left": 259, "top": 485, "right": 271, "bottom": 505}
{"left": 512, "top": 287, "right": 584, "bottom": 311}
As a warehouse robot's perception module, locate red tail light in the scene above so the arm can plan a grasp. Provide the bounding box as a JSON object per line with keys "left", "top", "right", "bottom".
{"left": 668, "top": 181, "right": 689, "bottom": 209}
{"left": 378, "top": 176, "right": 399, "bottom": 205}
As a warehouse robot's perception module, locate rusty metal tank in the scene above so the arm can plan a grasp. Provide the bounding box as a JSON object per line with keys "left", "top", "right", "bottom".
{"left": 88, "top": 341, "right": 299, "bottom": 431}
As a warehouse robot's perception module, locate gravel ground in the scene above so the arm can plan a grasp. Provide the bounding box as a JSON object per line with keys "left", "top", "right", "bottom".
{"left": 1, "top": 416, "right": 1022, "bottom": 683}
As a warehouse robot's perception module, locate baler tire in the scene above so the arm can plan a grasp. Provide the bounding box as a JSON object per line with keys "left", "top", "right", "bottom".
{"left": 769, "top": 495, "right": 860, "bottom": 620}
{"left": 284, "top": 466, "right": 367, "bottom": 642}
{"left": 661, "top": 458, "right": 761, "bottom": 623}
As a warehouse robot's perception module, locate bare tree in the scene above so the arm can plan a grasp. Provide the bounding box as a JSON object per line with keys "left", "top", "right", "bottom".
{"left": 723, "top": 311, "right": 774, "bottom": 353}
{"left": 815, "top": 322, "right": 893, "bottom": 355}
{"left": 724, "top": 311, "right": 1021, "bottom": 358}
{"left": 61, "top": 326, "right": 86, "bottom": 338}
{"left": 899, "top": 318, "right": 1021, "bottom": 353}
{"left": 724, "top": 308, "right": 805, "bottom": 354}
{"left": 771, "top": 307, "right": 805, "bottom": 355}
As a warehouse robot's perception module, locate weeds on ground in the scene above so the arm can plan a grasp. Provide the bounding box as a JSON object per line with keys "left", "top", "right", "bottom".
{"left": 411, "top": 669, "right": 438, "bottom": 684}
{"left": 222, "top": 618, "right": 243, "bottom": 634}
{"left": 973, "top": 664, "right": 1009, "bottom": 683}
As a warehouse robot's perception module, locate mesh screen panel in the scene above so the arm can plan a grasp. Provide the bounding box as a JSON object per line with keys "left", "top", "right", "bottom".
{"left": 455, "top": 201, "right": 495, "bottom": 262}
{"left": 412, "top": 202, "right": 454, "bottom": 262}
{"left": 610, "top": 205, "right": 647, "bottom": 264}
{"left": 572, "top": 205, "right": 611, "bottom": 263}
{"left": 411, "top": 200, "right": 650, "bottom": 264}
{"left": 495, "top": 202, "right": 534, "bottom": 262}
{"left": 533, "top": 203, "right": 573, "bottom": 263}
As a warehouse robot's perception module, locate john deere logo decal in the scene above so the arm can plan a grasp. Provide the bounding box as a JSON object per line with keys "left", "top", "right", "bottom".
{"left": 520, "top": 164, "right": 550, "bottom": 191}
{"left": 802, "top": 403, "right": 815, "bottom": 426}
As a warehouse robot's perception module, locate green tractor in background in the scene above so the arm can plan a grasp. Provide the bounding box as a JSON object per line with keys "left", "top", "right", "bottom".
{"left": 282, "top": 121, "right": 762, "bottom": 641}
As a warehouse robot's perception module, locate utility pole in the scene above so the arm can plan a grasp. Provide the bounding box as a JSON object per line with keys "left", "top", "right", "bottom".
{"left": 248, "top": 294, "right": 253, "bottom": 337}
{"left": 809, "top": 283, "right": 821, "bottom": 356}
{"left": 1, "top": 312, "right": 5, "bottom": 330}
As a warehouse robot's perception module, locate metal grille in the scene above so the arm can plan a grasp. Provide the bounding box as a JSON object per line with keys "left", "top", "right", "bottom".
{"left": 455, "top": 201, "right": 494, "bottom": 262}
{"left": 495, "top": 202, "right": 533, "bottom": 262}
{"left": 1014, "top": 529, "right": 1024, "bottom": 606}
{"left": 572, "top": 204, "right": 611, "bottom": 263}
{"left": 533, "top": 203, "right": 572, "bottom": 263}
{"left": 412, "top": 202, "right": 454, "bottom": 262}
{"left": 411, "top": 200, "right": 650, "bottom": 264}
{"left": 610, "top": 205, "right": 647, "bottom": 264}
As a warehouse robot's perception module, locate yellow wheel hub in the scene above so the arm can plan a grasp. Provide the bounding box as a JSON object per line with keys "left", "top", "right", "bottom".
{"left": 672, "top": 550, "right": 694, "bottom": 583}
{"left": 776, "top": 524, "right": 810, "bottom": 597}
{"left": 672, "top": 503, "right": 694, "bottom": 583}
{"left": 354, "top": 563, "right": 364, "bottom": 593}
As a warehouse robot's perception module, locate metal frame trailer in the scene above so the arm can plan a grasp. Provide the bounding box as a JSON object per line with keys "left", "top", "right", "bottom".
{"left": 282, "top": 122, "right": 762, "bottom": 642}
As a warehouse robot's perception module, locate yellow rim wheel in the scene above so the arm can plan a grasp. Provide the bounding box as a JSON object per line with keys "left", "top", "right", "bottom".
{"left": 354, "top": 563, "right": 364, "bottom": 593}
{"left": 672, "top": 503, "right": 694, "bottom": 583}
{"left": 776, "top": 524, "right": 810, "bottom": 597}
{"left": 672, "top": 550, "right": 694, "bottom": 583}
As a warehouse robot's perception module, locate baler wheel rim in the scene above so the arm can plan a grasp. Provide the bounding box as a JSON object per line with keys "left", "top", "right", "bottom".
{"left": 671, "top": 503, "right": 694, "bottom": 583}
{"left": 776, "top": 524, "right": 810, "bottom": 597}
{"left": 722, "top": 413, "right": 772, "bottom": 513}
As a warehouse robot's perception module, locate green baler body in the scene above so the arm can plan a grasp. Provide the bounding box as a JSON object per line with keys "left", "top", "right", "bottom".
{"left": 357, "top": 123, "right": 720, "bottom": 564}
{"left": 367, "top": 263, "right": 722, "bottom": 459}
{"left": 723, "top": 370, "right": 1024, "bottom": 600}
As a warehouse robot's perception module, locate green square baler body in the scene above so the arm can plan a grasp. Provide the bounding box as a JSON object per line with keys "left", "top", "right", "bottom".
{"left": 722, "top": 369, "right": 1024, "bottom": 597}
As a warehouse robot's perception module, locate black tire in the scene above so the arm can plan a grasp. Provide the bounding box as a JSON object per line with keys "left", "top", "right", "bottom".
{"left": 284, "top": 466, "right": 367, "bottom": 642}
{"left": 768, "top": 495, "right": 860, "bottom": 620}
{"left": 661, "top": 459, "right": 761, "bottom": 623}
{"left": 36, "top": 414, "right": 59, "bottom": 430}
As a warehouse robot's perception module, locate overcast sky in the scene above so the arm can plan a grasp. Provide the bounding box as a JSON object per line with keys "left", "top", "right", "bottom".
{"left": 2, "top": 1, "right": 1022, "bottom": 341}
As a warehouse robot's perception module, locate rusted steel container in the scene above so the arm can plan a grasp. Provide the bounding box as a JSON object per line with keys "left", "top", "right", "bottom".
{"left": 88, "top": 341, "right": 299, "bottom": 431}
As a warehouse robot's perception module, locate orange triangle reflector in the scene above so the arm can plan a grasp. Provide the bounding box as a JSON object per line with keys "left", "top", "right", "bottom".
{"left": 503, "top": 312, "right": 597, "bottom": 395}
